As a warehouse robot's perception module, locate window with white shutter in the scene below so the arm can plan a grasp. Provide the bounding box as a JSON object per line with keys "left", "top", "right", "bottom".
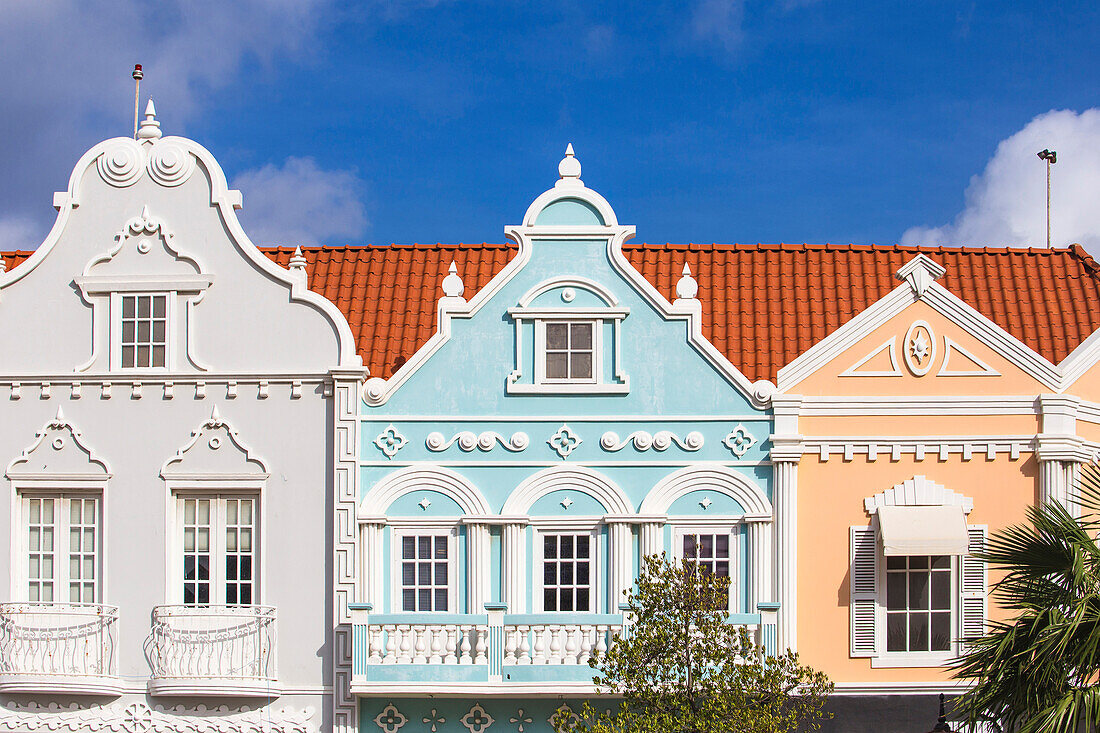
{"left": 959, "top": 526, "right": 987, "bottom": 650}
{"left": 850, "top": 526, "right": 878, "bottom": 656}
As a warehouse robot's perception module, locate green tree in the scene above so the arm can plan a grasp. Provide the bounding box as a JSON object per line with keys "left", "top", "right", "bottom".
{"left": 954, "top": 466, "right": 1100, "bottom": 733}
{"left": 553, "top": 554, "right": 832, "bottom": 733}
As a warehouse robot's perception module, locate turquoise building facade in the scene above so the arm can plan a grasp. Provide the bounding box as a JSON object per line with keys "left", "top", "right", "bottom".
{"left": 349, "top": 148, "right": 778, "bottom": 732}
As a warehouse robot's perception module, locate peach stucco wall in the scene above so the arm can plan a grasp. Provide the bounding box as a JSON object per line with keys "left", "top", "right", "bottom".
{"left": 797, "top": 447, "right": 1038, "bottom": 683}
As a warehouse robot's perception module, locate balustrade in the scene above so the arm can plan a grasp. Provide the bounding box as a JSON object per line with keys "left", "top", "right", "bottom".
{"left": 0, "top": 602, "right": 119, "bottom": 694}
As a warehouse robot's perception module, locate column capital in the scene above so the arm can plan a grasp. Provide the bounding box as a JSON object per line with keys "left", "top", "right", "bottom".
{"left": 1036, "top": 434, "right": 1092, "bottom": 463}
{"left": 769, "top": 435, "right": 804, "bottom": 463}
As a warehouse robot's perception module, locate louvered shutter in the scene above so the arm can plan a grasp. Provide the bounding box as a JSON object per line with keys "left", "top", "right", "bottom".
{"left": 850, "top": 526, "right": 878, "bottom": 657}
{"left": 959, "top": 525, "right": 987, "bottom": 651}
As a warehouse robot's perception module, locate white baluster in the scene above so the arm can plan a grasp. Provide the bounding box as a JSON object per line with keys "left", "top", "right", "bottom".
{"left": 595, "top": 625, "right": 608, "bottom": 658}
{"left": 413, "top": 625, "right": 429, "bottom": 664}
{"left": 459, "top": 625, "right": 472, "bottom": 664}
{"left": 429, "top": 626, "right": 444, "bottom": 664}
{"left": 384, "top": 625, "right": 397, "bottom": 663}
{"left": 578, "top": 626, "right": 594, "bottom": 664}
{"left": 444, "top": 626, "right": 459, "bottom": 664}
{"left": 518, "top": 625, "right": 531, "bottom": 664}
{"left": 533, "top": 626, "right": 547, "bottom": 664}
{"left": 473, "top": 627, "right": 487, "bottom": 665}
{"left": 564, "top": 626, "right": 579, "bottom": 664}
{"left": 369, "top": 625, "right": 383, "bottom": 664}
{"left": 398, "top": 625, "right": 414, "bottom": 663}
{"left": 504, "top": 627, "right": 518, "bottom": 665}
{"left": 549, "top": 625, "right": 563, "bottom": 664}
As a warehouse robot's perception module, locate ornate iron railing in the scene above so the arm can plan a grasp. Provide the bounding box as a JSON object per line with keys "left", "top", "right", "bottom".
{"left": 0, "top": 603, "right": 119, "bottom": 681}
{"left": 146, "top": 605, "right": 277, "bottom": 682}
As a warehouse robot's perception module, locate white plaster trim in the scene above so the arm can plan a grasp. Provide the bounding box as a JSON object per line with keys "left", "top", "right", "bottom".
{"left": 515, "top": 276, "right": 620, "bottom": 307}
{"left": 838, "top": 338, "right": 902, "bottom": 377}
{"left": 0, "top": 135, "right": 362, "bottom": 370}
{"left": 522, "top": 185, "right": 619, "bottom": 227}
{"left": 640, "top": 464, "right": 771, "bottom": 516}
{"left": 160, "top": 406, "right": 269, "bottom": 477}
{"left": 830, "top": 681, "right": 971, "bottom": 695}
{"left": 501, "top": 465, "right": 632, "bottom": 515}
{"left": 776, "top": 274, "right": 1061, "bottom": 391}
{"left": 360, "top": 465, "right": 492, "bottom": 516}
{"left": 5, "top": 408, "right": 112, "bottom": 477}
{"left": 797, "top": 396, "right": 1039, "bottom": 416}
{"left": 864, "top": 475, "right": 974, "bottom": 515}
{"left": 937, "top": 336, "right": 1000, "bottom": 377}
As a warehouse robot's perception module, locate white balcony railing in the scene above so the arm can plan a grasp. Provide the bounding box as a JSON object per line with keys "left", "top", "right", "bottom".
{"left": 0, "top": 602, "right": 120, "bottom": 694}
{"left": 146, "top": 605, "right": 278, "bottom": 696}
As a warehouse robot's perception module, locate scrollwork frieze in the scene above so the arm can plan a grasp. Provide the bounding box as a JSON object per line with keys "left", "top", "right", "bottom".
{"left": 599, "top": 430, "right": 703, "bottom": 452}
{"left": 425, "top": 430, "right": 529, "bottom": 453}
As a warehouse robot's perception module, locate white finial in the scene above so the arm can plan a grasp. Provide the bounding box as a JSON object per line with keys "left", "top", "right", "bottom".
{"left": 138, "top": 98, "right": 162, "bottom": 140}
{"left": 556, "top": 143, "right": 582, "bottom": 187}
{"left": 895, "top": 254, "right": 946, "bottom": 298}
{"left": 209, "top": 404, "right": 221, "bottom": 423}
{"left": 441, "top": 260, "right": 465, "bottom": 299}
{"left": 675, "top": 263, "right": 699, "bottom": 300}
{"left": 289, "top": 246, "right": 307, "bottom": 270}
{"left": 54, "top": 405, "right": 65, "bottom": 422}
{"left": 140, "top": 204, "right": 151, "bottom": 221}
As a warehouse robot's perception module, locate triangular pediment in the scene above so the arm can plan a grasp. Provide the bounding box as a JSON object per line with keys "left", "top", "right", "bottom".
{"left": 161, "top": 406, "right": 268, "bottom": 478}
{"left": 6, "top": 408, "right": 110, "bottom": 478}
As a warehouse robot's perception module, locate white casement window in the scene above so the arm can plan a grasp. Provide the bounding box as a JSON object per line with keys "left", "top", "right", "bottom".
{"left": 115, "top": 292, "right": 169, "bottom": 369}
{"left": 391, "top": 528, "right": 458, "bottom": 613}
{"left": 850, "top": 525, "right": 986, "bottom": 666}
{"left": 673, "top": 526, "right": 742, "bottom": 612}
{"left": 22, "top": 494, "right": 100, "bottom": 603}
{"left": 178, "top": 495, "right": 257, "bottom": 606}
{"left": 541, "top": 321, "right": 596, "bottom": 383}
{"left": 538, "top": 531, "right": 595, "bottom": 612}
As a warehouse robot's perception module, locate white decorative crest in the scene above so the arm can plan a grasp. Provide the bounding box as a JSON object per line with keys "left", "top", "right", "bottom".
{"left": 600, "top": 430, "right": 703, "bottom": 452}
{"left": 460, "top": 703, "right": 494, "bottom": 733}
{"left": 556, "top": 143, "right": 582, "bottom": 187}
{"left": 138, "top": 99, "right": 162, "bottom": 140}
{"left": 938, "top": 336, "right": 1000, "bottom": 377}
{"left": 78, "top": 206, "right": 208, "bottom": 291}
{"left": 161, "top": 406, "right": 268, "bottom": 477}
{"left": 560, "top": 496, "right": 574, "bottom": 509}
{"left": 441, "top": 260, "right": 465, "bottom": 299}
{"left": 95, "top": 102, "right": 198, "bottom": 189}
{"left": 864, "top": 475, "right": 974, "bottom": 515}
{"left": 839, "top": 338, "right": 903, "bottom": 377}
{"left": 509, "top": 708, "right": 534, "bottom": 732}
{"left": 675, "top": 263, "right": 698, "bottom": 300}
{"left": 374, "top": 424, "right": 408, "bottom": 459}
{"left": 373, "top": 704, "right": 407, "bottom": 733}
{"left": 895, "top": 253, "right": 946, "bottom": 298}
{"left": 699, "top": 496, "right": 713, "bottom": 510}
{"left": 422, "top": 708, "right": 446, "bottom": 732}
{"left": 723, "top": 423, "right": 757, "bottom": 457}
{"left": 6, "top": 407, "right": 110, "bottom": 478}
{"left": 426, "top": 431, "right": 529, "bottom": 452}
{"left": 0, "top": 701, "right": 316, "bottom": 733}
{"left": 547, "top": 424, "right": 582, "bottom": 459}
{"left": 418, "top": 497, "right": 432, "bottom": 511}
{"left": 904, "top": 320, "right": 936, "bottom": 376}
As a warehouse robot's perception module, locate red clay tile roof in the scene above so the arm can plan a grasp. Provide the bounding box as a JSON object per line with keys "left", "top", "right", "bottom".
{"left": 8, "top": 244, "right": 1100, "bottom": 382}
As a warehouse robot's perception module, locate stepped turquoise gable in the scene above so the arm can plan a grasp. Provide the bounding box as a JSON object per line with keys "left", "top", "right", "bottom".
{"left": 351, "top": 148, "right": 778, "bottom": 731}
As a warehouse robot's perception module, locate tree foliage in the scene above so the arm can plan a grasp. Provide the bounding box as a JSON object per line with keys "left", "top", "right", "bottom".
{"left": 554, "top": 554, "right": 832, "bottom": 733}
{"left": 954, "top": 465, "right": 1100, "bottom": 732}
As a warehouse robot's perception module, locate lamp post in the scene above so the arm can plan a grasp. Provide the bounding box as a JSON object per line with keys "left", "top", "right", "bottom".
{"left": 1037, "top": 149, "right": 1057, "bottom": 248}
{"left": 927, "top": 693, "right": 954, "bottom": 733}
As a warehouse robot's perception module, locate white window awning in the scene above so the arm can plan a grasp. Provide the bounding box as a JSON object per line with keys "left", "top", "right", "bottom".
{"left": 877, "top": 505, "right": 969, "bottom": 556}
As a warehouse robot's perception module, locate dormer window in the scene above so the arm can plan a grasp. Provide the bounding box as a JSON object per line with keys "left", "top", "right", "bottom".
{"left": 120, "top": 293, "right": 168, "bottom": 368}
{"left": 543, "top": 321, "right": 595, "bottom": 382}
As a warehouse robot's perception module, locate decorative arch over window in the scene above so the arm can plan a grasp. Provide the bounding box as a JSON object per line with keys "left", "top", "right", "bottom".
{"left": 502, "top": 466, "right": 632, "bottom": 516}
{"left": 505, "top": 277, "right": 630, "bottom": 395}
{"left": 359, "top": 466, "right": 491, "bottom": 519}
{"left": 641, "top": 465, "right": 772, "bottom": 518}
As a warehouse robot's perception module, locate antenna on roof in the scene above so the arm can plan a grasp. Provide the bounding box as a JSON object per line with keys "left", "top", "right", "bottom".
{"left": 132, "top": 64, "right": 144, "bottom": 139}
{"left": 1038, "top": 149, "right": 1057, "bottom": 248}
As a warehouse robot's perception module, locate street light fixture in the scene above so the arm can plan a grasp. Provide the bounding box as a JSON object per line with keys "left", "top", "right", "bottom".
{"left": 1037, "top": 149, "right": 1057, "bottom": 248}
{"left": 926, "top": 693, "right": 954, "bottom": 733}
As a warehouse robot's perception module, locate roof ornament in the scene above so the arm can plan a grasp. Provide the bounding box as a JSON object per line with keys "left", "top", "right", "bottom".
{"left": 675, "top": 263, "right": 699, "bottom": 300}
{"left": 895, "top": 254, "right": 946, "bottom": 298}
{"left": 137, "top": 99, "right": 162, "bottom": 141}
{"left": 288, "top": 246, "right": 309, "bottom": 287}
{"left": 555, "top": 143, "right": 583, "bottom": 188}
{"left": 441, "top": 260, "right": 466, "bottom": 301}
{"left": 0, "top": 255, "right": 6, "bottom": 275}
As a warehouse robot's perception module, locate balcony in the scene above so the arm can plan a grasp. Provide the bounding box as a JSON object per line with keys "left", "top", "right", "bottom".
{"left": 0, "top": 602, "right": 120, "bottom": 694}
{"left": 146, "top": 605, "right": 278, "bottom": 696}
{"left": 349, "top": 603, "right": 777, "bottom": 695}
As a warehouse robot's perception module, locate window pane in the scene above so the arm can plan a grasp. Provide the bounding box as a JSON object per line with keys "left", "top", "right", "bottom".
{"left": 434, "top": 563, "right": 447, "bottom": 585}
{"left": 577, "top": 562, "right": 589, "bottom": 584}
{"left": 152, "top": 296, "right": 166, "bottom": 318}
{"left": 121, "top": 346, "right": 135, "bottom": 367}
{"left": 546, "top": 323, "right": 568, "bottom": 349}
{"left": 434, "top": 589, "right": 448, "bottom": 611}
{"left": 909, "top": 612, "right": 929, "bottom": 651}
{"left": 559, "top": 537, "right": 573, "bottom": 559}
{"left": 226, "top": 557, "right": 237, "bottom": 580}
{"left": 700, "top": 535, "right": 714, "bottom": 557}
{"left": 197, "top": 584, "right": 209, "bottom": 604}
{"left": 122, "top": 322, "right": 135, "bottom": 342}
{"left": 544, "top": 562, "right": 556, "bottom": 584}
{"left": 716, "top": 534, "right": 729, "bottom": 556}
{"left": 402, "top": 537, "right": 415, "bottom": 559}
{"left": 561, "top": 563, "right": 574, "bottom": 584}
{"left": 909, "top": 572, "right": 930, "bottom": 610}
{"left": 418, "top": 537, "right": 431, "bottom": 558}
{"left": 931, "top": 612, "right": 951, "bottom": 651}
{"left": 931, "top": 555, "right": 950, "bottom": 569}
{"left": 715, "top": 561, "right": 729, "bottom": 577}
{"left": 570, "top": 352, "right": 592, "bottom": 379}
{"left": 123, "top": 297, "right": 136, "bottom": 318}
{"left": 886, "top": 612, "right": 907, "bottom": 652}
{"left": 137, "top": 296, "right": 151, "bottom": 317}
{"left": 544, "top": 535, "right": 556, "bottom": 557}
{"left": 402, "top": 589, "right": 415, "bottom": 612}
{"left": 576, "top": 588, "right": 590, "bottom": 611}
{"left": 403, "top": 563, "right": 415, "bottom": 585}
{"left": 887, "top": 573, "right": 906, "bottom": 610}
{"left": 570, "top": 323, "right": 592, "bottom": 349}
{"left": 683, "top": 535, "right": 697, "bottom": 557}
{"left": 418, "top": 562, "right": 431, "bottom": 584}
{"left": 931, "top": 571, "right": 951, "bottom": 610}
{"left": 138, "top": 321, "right": 151, "bottom": 342}
{"left": 577, "top": 536, "right": 589, "bottom": 558}
{"left": 909, "top": 556, "right": 928, "bottom": 569}
{"left": 418, "top": 589, "right": 431, "bottom": 610}
{"left": 559, "top": 589, "right": 574, "bottom": 611}
{"left": 240, "top": 585, "right": 252, "bottom": 605}
{"left": 544, "top": 589, "right": 557, "bottom": 611}
{"left": 435, "top": 536, "right": 448, "bottom": 558}
{"left": 886, "top": 556, "right": 906, "bottom": 570}
{"left": 546, "top": 352, "right": 568, "bottom": 379}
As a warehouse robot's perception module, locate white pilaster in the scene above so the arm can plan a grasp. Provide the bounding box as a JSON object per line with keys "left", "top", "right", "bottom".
{"left": 502, "top": 522, "right": 527, "bottom": 613}
{"left": 466, "top": 522, "right": 491, "bottom": 613}
{"left": 770, "top": 393, "right": 802, "bottom": 654}
{"left": 1037, "top": 394, "right": 1086, "bottom": 513}
{"left": 747, "top": 519, "right": 772, "bottom": 614}
{"left": 360, "top": 521, "right": 385, "bottom": 608}
{"left": 639, "top": 520, "right": 664, "bottom": 560}
{"left": 608, "top": 521, "right": 633, "bottom": 611}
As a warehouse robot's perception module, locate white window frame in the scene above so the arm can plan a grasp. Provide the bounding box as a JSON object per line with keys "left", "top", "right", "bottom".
{"left": 390, "top": 523, "right": 460, "bottom": 614}
{"left": 535, "top": 319, "right": 600, "bottom": 386}
{"left": 14, "top": 491, "right": 103, "bottom": 604}
{"left": 167, "top": 489, "right": 260, "bottom": 607}
{"left": 110, "top": 291, "right": 175, "bottom": 372}
{"left": 532, "top": 522, "right": 602, "bottom": 613}
{"left": 672, "top": 523, "right": 743, "bottom": 613}
{"left": 874, "top": 554, "right": 958, "bottom": 667}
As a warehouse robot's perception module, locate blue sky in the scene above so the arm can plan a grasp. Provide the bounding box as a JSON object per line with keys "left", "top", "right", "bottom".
{"left": 2, "top": 1, "right": 1099, "bottom": 250}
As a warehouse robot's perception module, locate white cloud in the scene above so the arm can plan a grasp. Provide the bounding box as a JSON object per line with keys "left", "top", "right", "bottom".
{"left": 0, "top": 217, "right": 42, "bottom": 252}
{"left": 901, "top": 109, "right": 1100, "bottom": 252}
{"left": 690, "top": 0, "right": 746, "bottom": 54}
{"left": 232, "top": 157, "right": 368, "bottom": 247}
{"left": 0, "top": 0, "right": 334, "bottom": 248}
